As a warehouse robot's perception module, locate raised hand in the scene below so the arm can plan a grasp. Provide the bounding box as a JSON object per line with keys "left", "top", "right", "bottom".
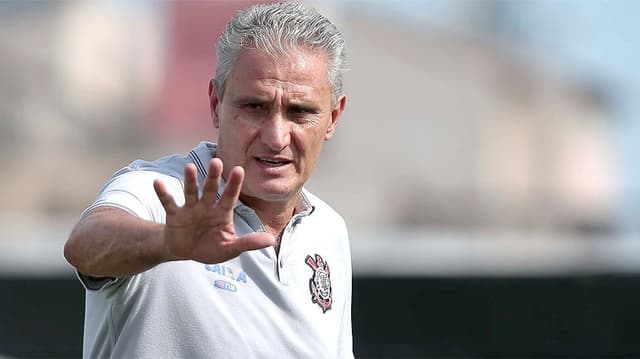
{"left": 153, "top": 158, "right": 275, "bottom": 264}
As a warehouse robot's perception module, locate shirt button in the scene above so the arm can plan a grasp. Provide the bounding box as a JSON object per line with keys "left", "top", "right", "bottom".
{"left": 279, "top": 260, "right": 284, "bottom": 268}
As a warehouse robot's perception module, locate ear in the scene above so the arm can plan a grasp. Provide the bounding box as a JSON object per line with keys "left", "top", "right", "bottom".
{"left": 209, "top": 79, "right": 220, "bottom": 128}
{"left": 325, "top": 95, "right": 346, "bottom": 141}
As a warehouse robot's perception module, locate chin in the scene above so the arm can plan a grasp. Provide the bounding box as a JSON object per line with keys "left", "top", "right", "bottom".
{"left": 245, "top": 181, "right": 299, "bottom": 202}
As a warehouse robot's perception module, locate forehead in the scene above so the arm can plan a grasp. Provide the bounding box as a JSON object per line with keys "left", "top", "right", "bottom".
{"left": 226, "top": 48, "right": 331, "bottom": 95}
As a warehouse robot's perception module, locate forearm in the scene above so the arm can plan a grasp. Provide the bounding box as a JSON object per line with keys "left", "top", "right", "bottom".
{"left": 64, "top": 207, "right": 178, "bottom": 278}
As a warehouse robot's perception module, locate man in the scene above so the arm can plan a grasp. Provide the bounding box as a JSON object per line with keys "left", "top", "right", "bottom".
{"left": 63, "top": 2, "right": 352, "bottom": 358}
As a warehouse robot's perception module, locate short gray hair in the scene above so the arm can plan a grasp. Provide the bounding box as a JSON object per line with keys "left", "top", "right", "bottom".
{"left": 214, "top": 1, "right": 346, "bottom": 105}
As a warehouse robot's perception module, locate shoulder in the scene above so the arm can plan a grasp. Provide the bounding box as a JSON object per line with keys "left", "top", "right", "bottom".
{"left": 302, "top": 189, "right": 348, "bottom": 235}
{"left": 113, "top": 141, "right": 217, "bottom": 183}
{"left": 124, "top": 152, "right": 189, "bottom": 180}
{"left": 87, "top": 142, "right": 217, "bottom": 220}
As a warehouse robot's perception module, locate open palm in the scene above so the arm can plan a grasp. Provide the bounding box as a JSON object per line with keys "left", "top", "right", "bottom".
{"left": 153, "top": 158, "right": 274, "bottom": 264}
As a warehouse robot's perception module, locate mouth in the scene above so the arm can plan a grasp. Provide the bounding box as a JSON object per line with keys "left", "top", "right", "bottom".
{"left": 255, "top": 156, "right": 293, "bottom": 167}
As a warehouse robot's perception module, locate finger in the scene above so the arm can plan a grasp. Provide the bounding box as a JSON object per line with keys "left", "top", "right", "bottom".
{"left": 183, "top": 163, "right": 199, "bottom": 206}
{"left": 218, "top": 166, "right": 244, "bottom": 211}
{"left": 154, "top": 179, "right": 179, "bottom": 215}
{"left": 230, "top": 232, "right": 276, "bottom": 255}
{"left": 201, "top": 158, "right": 223, "bottom": 205}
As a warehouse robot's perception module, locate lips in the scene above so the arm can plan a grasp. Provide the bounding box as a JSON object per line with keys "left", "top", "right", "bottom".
{"left": 255, "top": 156, "right": 293, "bottom": 167}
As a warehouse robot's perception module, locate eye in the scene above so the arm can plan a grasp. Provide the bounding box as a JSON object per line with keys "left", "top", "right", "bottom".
{"left": 289, "top": 105, "right": 320, "bottom": 123}
{"left": 245, "top": 103, "right": 265, "bottom": 111}
{"left": 291, "top": 105, "right": 317, "bottom": 114}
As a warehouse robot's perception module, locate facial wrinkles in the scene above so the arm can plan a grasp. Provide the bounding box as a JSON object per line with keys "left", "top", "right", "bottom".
{"left": 225, "top": 49, "right": 331, "bottom": 158}
{"left": 260, "top": 79, "right": 323, "bottom": 126}
{"left": 254, "top": 87, "right": 323, "bottom": 176}
{"left": 262, "top": 79, "right": 316, "bottom": 104}
{"left": 262, "top": 52, "right": 328, "bottom": 104}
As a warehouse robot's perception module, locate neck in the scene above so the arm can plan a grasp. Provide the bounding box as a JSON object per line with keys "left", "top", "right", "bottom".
{"left": 239, "top": 192, "right": 299, "bottom": 237}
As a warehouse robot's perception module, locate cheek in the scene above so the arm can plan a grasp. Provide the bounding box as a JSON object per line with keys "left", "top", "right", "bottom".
{"left": 220, "top": 114, "right": 253, "bottom": 140}
{"left": 217, "top": 116, "right": 255, "bottom": 160}
{"left": 294, "top": 130, "right": 325, "bottom": 164}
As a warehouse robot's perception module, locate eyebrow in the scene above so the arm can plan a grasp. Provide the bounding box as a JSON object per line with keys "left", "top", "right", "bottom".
{"left": 232, "top": 96, "right": 270, "bottom": 105}
{"left": 232, "top": 95, "right": 269, "bottom": 102}
{"left": 288, "top": 102, "right": 322, "bottom": 113}
{"left": 233, "top": 95, "right": 322, "bottom": 112}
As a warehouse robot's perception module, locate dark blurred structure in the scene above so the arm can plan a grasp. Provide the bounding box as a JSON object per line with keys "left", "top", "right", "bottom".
{"left": 2, "top": 274, "right": 640, "bottom": 358}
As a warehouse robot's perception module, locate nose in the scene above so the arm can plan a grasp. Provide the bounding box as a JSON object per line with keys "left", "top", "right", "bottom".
{"left": 260, "top": 113, "right": 291, "bottom": 152}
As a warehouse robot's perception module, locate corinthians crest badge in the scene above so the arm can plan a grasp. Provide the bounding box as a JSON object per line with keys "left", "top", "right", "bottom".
{"left": 305, "top": 254, "right": 332, "bottom": 313}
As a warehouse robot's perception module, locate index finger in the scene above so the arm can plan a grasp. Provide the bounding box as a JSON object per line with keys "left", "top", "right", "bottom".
{"left": 154, "top": 179, "right": 179, "bottom": 215}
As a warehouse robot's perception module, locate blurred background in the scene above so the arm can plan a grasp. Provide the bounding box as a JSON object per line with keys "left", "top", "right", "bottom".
{"left": 1, "top": 0, "right": 639, "bottom": 357}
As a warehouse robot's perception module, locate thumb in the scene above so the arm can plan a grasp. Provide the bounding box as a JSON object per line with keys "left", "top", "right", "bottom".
{"left": 233, "top": 232, "right": 276, "bottom": 254}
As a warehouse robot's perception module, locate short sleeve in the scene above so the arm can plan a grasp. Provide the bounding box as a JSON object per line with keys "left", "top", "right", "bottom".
{"left": 77, "top": 169, "right": 184, "bottom": 291}
{"left": 83, "top": 170, "right": 185, "bottom": 223}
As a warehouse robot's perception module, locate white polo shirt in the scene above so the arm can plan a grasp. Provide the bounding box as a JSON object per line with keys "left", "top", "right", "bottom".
{"left": 79, "top": 142, "right": 353, "bottom": 358}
